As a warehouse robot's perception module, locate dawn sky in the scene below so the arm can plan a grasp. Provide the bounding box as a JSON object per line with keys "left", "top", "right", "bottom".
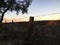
{"left": 4, "top": 0, "right": 60, "bottom": 19}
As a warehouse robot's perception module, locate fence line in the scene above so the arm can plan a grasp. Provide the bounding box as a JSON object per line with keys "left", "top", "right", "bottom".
{"left": 2, "top": 12, "right": 60, "bottom": 23}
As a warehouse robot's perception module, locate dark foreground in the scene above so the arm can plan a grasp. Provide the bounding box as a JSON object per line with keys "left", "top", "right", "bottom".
{"left": 0, "top": 21, "right": 60, "bottom": 45}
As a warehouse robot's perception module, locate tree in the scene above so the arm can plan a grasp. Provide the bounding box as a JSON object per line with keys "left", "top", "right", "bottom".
{"left": 0, "top": 0, "right": 32, "bottom": 24}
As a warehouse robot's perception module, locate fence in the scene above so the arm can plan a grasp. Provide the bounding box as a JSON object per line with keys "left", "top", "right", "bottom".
{"left": 1, "top": 16, "right": 60, "bottom": 45}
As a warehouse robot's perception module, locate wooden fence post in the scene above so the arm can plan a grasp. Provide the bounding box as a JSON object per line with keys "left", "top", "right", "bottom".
{"left": 5, "top": 20, "right": 7, "bottom": 23}
{"left": 28, "top": 16, "right": 34, "bottom": 39}
{"left": 12, "top": 20, "right": 14, "bottom": 30}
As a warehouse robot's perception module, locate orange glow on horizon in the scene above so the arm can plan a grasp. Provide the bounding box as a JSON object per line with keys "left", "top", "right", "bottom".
{"left": 2, "top": 13, "right": 60, "bottom": 23}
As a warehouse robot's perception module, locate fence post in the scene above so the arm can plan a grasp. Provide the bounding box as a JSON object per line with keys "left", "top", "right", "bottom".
{"left": 28, "top": 16, "right": 34, "bottom": 39}
{"left": 12, "top": 20, "right": 14, "bottom": 30}
{"left": 5, "top": 20, "right": 7, "bottom": 23}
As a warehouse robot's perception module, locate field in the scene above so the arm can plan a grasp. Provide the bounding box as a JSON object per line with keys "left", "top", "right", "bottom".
{"left": 0, "top": 20, "right": 60, "bottom": 45}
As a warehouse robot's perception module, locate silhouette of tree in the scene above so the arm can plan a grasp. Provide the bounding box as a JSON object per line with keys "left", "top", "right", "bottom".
{"left": 0, "top": 0, "right": 32, "bottom": 24}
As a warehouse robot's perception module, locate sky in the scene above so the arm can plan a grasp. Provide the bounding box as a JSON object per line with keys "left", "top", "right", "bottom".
{"left": 3, "top": 0, "right": 60, "bottom": 22}
{"left": 29, "top": 0, "right": 60, "bottom": 15}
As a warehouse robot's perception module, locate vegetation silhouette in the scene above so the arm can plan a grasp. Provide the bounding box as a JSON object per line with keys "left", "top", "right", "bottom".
{"left": 1, "top": 21, "right": 60, "bottom": 45}
{"left": 0, "top": 0, "right": 32, "bottom": 24}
